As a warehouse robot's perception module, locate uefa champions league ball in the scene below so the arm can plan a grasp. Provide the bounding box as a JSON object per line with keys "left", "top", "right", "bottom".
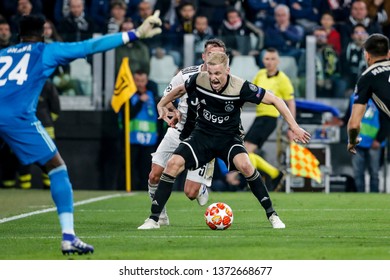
{"left": 204, "top": 202, "right": 233, "bottom": 230}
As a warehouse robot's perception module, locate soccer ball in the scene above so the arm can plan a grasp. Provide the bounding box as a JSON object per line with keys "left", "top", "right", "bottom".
{"left": 204, "top": 202, "right": 233, "bottom": 230}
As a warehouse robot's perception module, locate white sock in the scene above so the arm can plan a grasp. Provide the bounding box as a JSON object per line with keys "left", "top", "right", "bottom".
{"left": 59, "top": 213, "right": 75, "bottom": 235}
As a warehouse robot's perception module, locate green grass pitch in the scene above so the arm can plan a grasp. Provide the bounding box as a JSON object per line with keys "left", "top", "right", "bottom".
{"left": 0, "top": 189, "right": 389, "bottom": 260}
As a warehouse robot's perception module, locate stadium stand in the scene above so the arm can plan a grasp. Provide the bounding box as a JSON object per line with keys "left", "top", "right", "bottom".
{"left": 229, "top": 55, "right": 259, "bottom": 82}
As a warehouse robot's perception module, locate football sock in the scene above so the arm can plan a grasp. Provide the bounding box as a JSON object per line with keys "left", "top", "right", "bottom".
{"left": 59, "top": 213, "right": 75, "bottom": 235}
{"left": 148, "top": 180, "right": 158, "bottom": 200}
{"left": 150, "top": 173, "right": 175, "bottom": 222}
{"left": 248, "top": 152, "right": 279, "bottom": 179}
{"left": 246, "top": 170, "right": 275, "bottom": 218}
{"left": 48, "top": 165, "right": 75, "bottom": 234}
{"left": 148, "top": 181, "right": 168, "bottom": 216}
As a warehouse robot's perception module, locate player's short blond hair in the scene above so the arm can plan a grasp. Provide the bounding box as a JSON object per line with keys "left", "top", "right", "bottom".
{"left": 206, "top": 52, "right": 229, "bottom": 68}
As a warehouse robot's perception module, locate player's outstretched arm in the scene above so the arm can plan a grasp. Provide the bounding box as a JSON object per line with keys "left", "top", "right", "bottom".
{"left": 45, "top": 11, "right": 162, "bottom": 65}
{"left": 262, "top": 90, "right": 311, "bottom": 144}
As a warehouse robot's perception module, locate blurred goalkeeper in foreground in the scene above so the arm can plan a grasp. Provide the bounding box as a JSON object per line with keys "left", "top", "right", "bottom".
{"left": 0, "top": 12, "right": 161, "bottom": 255}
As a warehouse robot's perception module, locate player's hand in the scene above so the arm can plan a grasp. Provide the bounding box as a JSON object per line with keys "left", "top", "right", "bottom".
{"left": 135, "top": 10, "right": 162, "bottom": 38}
{"left": 287, "top": 129, "right": 295, "bottom": 142}
{"left": 167, "top": 108, "right": 181, "bottom": 127}
{"left": 157, "top": 104, "right": 167, "bottom": 119}
{"left": 347, "top": 137, "right": 361, "bottom": 154}
{"left": 157, "top": 105, "right": 173, "bottom": 125}
{"left": 290, "top": 126, "right": 311, "bottom": 144}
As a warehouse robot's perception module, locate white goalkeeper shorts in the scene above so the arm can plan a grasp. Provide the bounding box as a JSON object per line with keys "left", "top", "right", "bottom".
{"left": 152, "top": 127, "right": 213, "bottom": 186}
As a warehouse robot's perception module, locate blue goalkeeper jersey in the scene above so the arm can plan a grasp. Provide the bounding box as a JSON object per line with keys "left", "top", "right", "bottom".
{"left": 0, "top": 33, "right": 126, "bottom": 124}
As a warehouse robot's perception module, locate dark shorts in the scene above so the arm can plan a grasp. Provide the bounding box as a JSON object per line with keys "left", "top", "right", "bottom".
{"left": 244, "top": 116, "right": 277, "bottom": 148}
{"left": 173, "top": 129, "right": 246, "bottom": 171}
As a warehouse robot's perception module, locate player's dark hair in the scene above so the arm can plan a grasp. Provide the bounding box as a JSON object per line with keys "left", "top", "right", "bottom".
{"left": 19, "top": 15, "right": 45, "bottom": 38}
{"left": 364, "top": 33, "right": 389, "bottom": 57}
{"left": 204, "top": 38, "right": 227, "bottom": 53}
{"left": 265, "top": 47, "right": 278, "bottom": 54}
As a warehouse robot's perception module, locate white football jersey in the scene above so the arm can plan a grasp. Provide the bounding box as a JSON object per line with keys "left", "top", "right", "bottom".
{"left": 163, "top": 65, "right": 202, "bottom": 131}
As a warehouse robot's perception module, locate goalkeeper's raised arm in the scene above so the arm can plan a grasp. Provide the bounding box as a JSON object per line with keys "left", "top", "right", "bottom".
{"left": 45, "top": 11, "right": 162, "bottom": 65}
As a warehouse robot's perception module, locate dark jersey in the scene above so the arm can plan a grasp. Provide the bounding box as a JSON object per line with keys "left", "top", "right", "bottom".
{"left": 184, "top": 72, "right": 266, "bottom": 135}
{"left": 355, "top": 60, "right": 390, "bottom": 118}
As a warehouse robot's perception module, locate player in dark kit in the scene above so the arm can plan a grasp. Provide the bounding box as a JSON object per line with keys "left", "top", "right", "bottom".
{"left": 348, "top": 33, "right": 390, "bottom": 154}
{"left": 0, "top": 13, "right": 161, "bottom": 254}
{"left": 138, "top": 52, "right": 311, "bottom": 230}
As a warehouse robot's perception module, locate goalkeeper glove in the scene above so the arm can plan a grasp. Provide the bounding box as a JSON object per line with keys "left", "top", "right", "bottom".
{"left": 134, "top": 10, "right": 162, "bottom": 39}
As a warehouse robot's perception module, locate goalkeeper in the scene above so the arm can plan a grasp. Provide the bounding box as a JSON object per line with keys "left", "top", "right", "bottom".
{"left": 0, "top": 12, "right": 161, "bottom": 255}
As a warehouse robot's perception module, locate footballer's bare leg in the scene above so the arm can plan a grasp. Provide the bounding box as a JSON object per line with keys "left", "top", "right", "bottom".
{"left": 165, "top": 155, "right": 186, "bottom": 176}
{"left": 44, "top": 152, "right": 65, "bottom": 172}
{"left": 148, "top": 163, "right": 164, "bottom": 185}
{"left": 184, "top": 179, "right": 209, "bottom": 206}
{"left": 184, "top": 180, "right": 201, "bottom": 200}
